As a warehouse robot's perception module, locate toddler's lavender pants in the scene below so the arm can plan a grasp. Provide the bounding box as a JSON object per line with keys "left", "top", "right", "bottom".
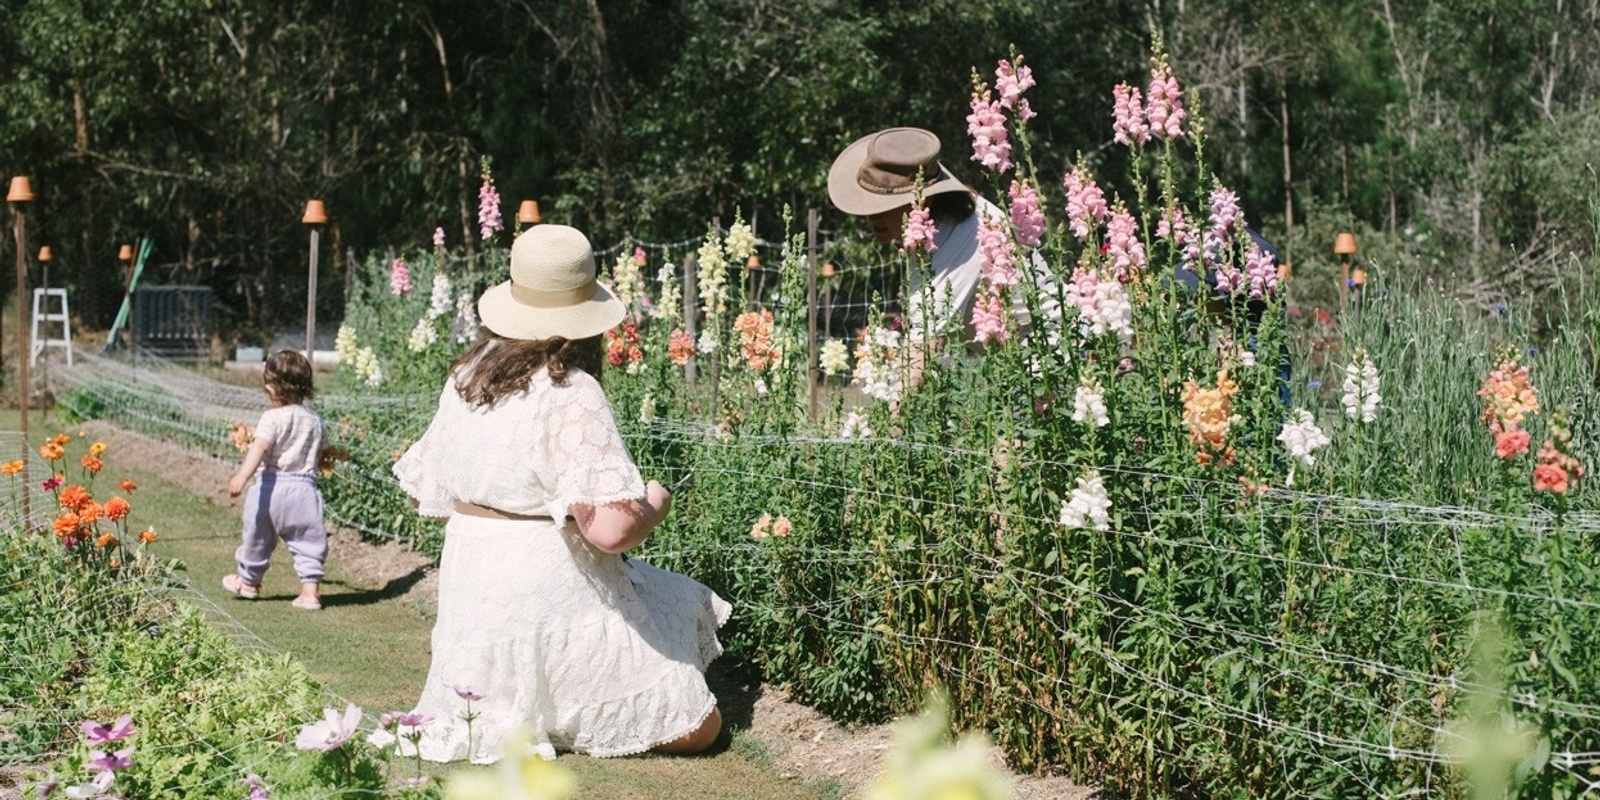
{"left": 236, "top": 471, "right": 327, "bottom": 585}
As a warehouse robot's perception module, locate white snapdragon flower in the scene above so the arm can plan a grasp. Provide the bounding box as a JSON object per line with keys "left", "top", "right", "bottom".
{"left": 1341, "top": 351, "right": 1381, "bottom": 422}
{"left": 408, "top": 317, "right": 438, "bottom": 352}
{"left": 427, "top": 273, "right": 453, "bottom": 320}
{"left": 1072, "top": 380, "right": 1110, "bottom": 428}
{"left": 1059, "top": 471, "right": 1111, "bottom": 531}
{"left": 696, "top": 330, "right": 718, "bottom": 354}
{"left": 334, "top": 323, "right": 359, "bottom": 365}
{"left": 452, "top": 290, "right": 480, "bottom": 343}
{"left": 819, "top": 339, "right": 850, "bottom": 376}
{"left": 639, "top": 393, "right": 656, "bottom": 423}
{"left": 839, "top": 410, "right": 873, "bottom": 440}
{"left": 1277, "top": 408, "right": 1331, "bottom": 467}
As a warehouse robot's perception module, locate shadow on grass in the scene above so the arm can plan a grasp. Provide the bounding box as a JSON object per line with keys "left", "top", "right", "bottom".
{"left": 319, "top": 563, "right": 433, "bottom": 608}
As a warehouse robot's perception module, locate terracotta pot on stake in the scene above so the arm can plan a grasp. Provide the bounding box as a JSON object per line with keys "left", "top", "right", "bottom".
{"left": 302, "top": 200, "right": 328, "bottom": 361}
{"left": 8, "top": 175, "right": 34, "bottom": 520}
{"left": 1334, "top": 232, "right": 1357, "bottom": 308}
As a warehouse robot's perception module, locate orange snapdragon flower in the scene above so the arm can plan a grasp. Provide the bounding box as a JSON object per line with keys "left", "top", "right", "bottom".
{"left": 1181, "top": 370, "right": 1240, "bottom": 466}
{"left": 733, "top": 310, "right": 779, "bottom": 372}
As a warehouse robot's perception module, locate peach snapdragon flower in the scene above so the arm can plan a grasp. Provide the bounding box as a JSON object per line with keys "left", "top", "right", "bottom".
{"left": 1182, "top": 370, "right": 1240, "bottom": 466}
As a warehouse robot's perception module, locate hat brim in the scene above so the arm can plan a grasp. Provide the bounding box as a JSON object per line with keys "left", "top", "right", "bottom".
{"left": 477, "top": 280, "right": 627, "bottom": 342}
{"left": 827, "top": 132, "right": 971, "bottom": 217}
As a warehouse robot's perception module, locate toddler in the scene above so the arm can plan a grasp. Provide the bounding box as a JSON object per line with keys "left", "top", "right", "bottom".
{"left": 223, "top": 350, "right": 328, "bottom": 610}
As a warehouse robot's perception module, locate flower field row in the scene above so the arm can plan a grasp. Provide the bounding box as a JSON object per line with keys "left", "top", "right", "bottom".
{"left": 52, "top": 48, "right": 1600, "bottom": 798}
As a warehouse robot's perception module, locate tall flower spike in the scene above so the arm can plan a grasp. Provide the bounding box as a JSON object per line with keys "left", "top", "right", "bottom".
{"left": 966, "top": 86, "right": 1012, "bottom": 172}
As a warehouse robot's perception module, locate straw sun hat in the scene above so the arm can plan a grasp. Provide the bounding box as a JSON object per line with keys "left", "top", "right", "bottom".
{"left": 826, "top": 127, "right": 971, "bottom": 217}
{"left": 477, "top": 224, "right": 625, "bottom": 341}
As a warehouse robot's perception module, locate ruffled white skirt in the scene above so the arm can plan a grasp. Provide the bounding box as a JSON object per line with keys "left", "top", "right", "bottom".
{"left": 410, "top": 514, "right": 730, "bottom": 762}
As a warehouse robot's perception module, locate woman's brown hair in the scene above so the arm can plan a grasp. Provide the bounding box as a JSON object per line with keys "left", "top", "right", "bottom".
{"left": 451, "top": 332, "right": 604, "bottom": 407}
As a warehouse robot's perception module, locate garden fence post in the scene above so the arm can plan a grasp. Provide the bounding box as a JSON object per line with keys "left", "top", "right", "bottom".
{"left": 7, "top": 176, "right": 34, "bottom": 525}
{"left": 682, "top": 252, "right": 697, "bottom": 388}
{"left": 807, "top": 207, "right": 819, "bottom": 423}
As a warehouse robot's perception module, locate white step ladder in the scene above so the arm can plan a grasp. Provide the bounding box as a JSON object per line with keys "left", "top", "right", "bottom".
{"left": 31, "top": 288, "right": 73, "bottom": 367}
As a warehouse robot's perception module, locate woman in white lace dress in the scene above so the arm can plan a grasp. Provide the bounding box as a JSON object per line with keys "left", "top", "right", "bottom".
{"left": 394, "top": 224, "right": 729, "bottom": 762}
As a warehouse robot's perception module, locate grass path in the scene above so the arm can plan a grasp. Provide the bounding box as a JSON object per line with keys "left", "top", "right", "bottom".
{"left": 10, "top": 411, "right": 834, "bottom": 800}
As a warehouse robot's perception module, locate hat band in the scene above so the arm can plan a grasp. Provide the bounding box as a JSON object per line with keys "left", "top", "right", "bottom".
{"left": 510, "top": 280, "right": 597, "bottom": 308}
{"left": 856, "top": 164, "right": 948, "bottom": 197}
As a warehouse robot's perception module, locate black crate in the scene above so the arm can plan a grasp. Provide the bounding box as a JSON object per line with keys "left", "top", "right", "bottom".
{"left": 131, "top": 285, "right": 214, "bottom": 361}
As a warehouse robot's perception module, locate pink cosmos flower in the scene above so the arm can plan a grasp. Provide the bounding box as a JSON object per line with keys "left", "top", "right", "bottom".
{"left": 389, "top": 258, "right": 412, "bottom": 296}
{"left": 1104, "top": 211, "right": 1147, "bottom": 280}
{"left": 1063, "top": 168, "right": 1109, "bottom": 241}
{"left": 1008, "top": 180, "right": 1045, "bottom": 248}
{"left": 88, "top": 747, "right": 135, "bottom": 774}
{"left": 241, "top": 774, "right": 271, "bottom": 800}
{"left": 453, "top": 685, "right": 486, "bottom": 702}
{"left": 977, "top": 216, "right": 1018, "bottom": 287}
{"left": 901, "top": 205, "right": 938, "bottom": 254}
{"left": 432, "top": 227, "right": 445, "bottom": 248}
{"left": 295, "top": 703, "right": 362, "bottom": 752}
{"left": 994, "top": 58, "right": 1036, "bottom": 120}
{"left": 971, "top": 289, "right": 1010, "bottom": 345}
{"left": 1112, "top": 83, "right": 1150, "bottom": 146}
{"left": 1146, "top": 61, "right": 1187, "bottom": 140}
{"left": 80, "top": 714, "right": 136, "bottom": 747}
{"left": 966, "top": 90, "right": 1012, "bottom": 172}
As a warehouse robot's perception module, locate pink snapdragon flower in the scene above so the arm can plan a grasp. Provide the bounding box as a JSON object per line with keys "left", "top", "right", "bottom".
{"left": 1112, "top": 83, "right": 1150, "bottom": 146}
{"left": 971, "top": 289, "right": 1010, "bottom": 345}
{"left": 901, "top": 204, "right": 938, "bottom": 254}
{"left": 1008, "top": 181, "right": 1045, "bottom": 247}
{"left": 1065, "top": 266, "right": 1135, "bottom": 343}
{"left": 1063, "top": 168, "right": 1109, "bottom": 241}
{"left": 432, "top": 226, "right": 445, "bottom": 248}
{"left": 966, "top": 90, "right": 1012, "bottom": 172}
{"left": 477, "top": 170, "right": 502, "bottom": 241}
{"left": 1209, "top": 187, "right": 1241, "bottom": 238}
{"left": 1156, "top": 207, "right": 1203, "bottom": 269}
{"left": 1212, "top": 258, "right": 1246, "bottom": 295}
{"left": 389, "top": 258, "right": 412, "bottom": 296}
{"left": 1104, "top": 211, "right": 1147, "bottom": 280}
{"left": 1146, "top": 61, "right": 1187, "bottom": 140}
{"left": 977, "top": 216, "right": 1018, "bottom": 287}
{"left": 994, "top": 57, "right": 1036, "bottom": 120}
{"left": 1245, "top": 243, "right": 1279, "bottom": 298}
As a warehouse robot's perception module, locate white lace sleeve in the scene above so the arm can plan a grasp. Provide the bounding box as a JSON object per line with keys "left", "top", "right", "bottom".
{"left": 538, "top": 374, "right": 646, "bottom": 522}
{"left": 393, "top": 384, "right": 455, "bottom": 518}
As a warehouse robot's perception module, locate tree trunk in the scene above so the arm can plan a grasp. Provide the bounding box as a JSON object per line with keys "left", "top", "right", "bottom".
{"left": 1279, "top": 78, "right": 1294, "bottom": 269}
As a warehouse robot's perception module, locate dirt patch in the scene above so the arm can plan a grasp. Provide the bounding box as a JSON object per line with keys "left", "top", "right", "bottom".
{"left": 75, "top": 420, "right": 1092, "bottom": 799}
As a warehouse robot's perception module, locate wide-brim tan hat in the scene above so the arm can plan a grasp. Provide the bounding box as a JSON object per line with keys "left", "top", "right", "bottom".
{"left": 478, "top": 224, "right": 626, "bottom": 341}
{"left": 827, "top": 127, "right": 971, "bottom": 216}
